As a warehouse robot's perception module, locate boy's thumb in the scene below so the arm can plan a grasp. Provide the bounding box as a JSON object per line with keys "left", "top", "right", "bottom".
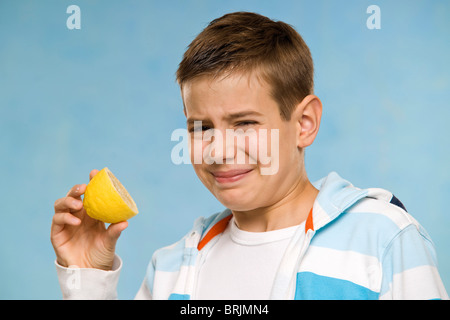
{"left": 107, "top": 221, "right": 128, "bottom": 241}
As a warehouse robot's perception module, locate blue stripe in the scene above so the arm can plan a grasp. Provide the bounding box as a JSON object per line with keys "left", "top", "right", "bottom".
{"left": 295, "top": 272, "right": 379, "bottom": 300}
{"left": 379, "top": 224, "right": 438, "bottom": 296}
{"left": 311, "top": 210, "right": 402, "bottom": 257}
{"left": 384, "top": 224, "right": 437, "bottom": 273}
{"left": 169, "top": 293, "right": 190, "bottom": 300}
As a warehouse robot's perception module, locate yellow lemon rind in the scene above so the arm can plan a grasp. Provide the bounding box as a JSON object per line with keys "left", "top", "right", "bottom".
{"left": 83, "top": 167, "right": 138, "bottom": 224}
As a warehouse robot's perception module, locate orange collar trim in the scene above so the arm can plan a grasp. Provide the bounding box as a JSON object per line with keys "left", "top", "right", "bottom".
{"left": 197, "top": 207, "right": 314, "bottom": 251}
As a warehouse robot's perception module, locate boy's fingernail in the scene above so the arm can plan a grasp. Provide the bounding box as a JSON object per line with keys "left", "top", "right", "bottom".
{"left": 72, "top": 200, "right": 81, "bottom": 208}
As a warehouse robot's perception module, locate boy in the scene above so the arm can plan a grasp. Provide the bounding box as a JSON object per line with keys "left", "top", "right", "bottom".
{"left": 51, "top": 12, "right": 448, "bottom": 299}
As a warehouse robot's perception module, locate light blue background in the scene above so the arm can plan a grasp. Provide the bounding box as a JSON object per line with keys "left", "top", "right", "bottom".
{"left": 0, "top": 0, "right": 449, "bottom": 299}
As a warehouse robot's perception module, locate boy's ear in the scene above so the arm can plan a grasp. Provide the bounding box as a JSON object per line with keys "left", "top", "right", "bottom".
{"left": 294, "top": 95, "right": 322, "bottom": 148}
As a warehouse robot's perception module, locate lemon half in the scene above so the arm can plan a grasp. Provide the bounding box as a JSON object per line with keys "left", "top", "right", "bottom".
{"left": 83, "top": 167, "right": 138, "bottom": 223}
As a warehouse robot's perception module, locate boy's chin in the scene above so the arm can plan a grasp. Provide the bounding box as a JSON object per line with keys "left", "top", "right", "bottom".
{"left": 215, "top": 194, "right": 259, "bottom": 212}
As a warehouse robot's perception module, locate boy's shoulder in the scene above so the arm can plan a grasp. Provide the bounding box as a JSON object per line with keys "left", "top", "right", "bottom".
{"left": 310, "top": 171, "right": 435, "bottom": 257}
{"left": 313, "top": 185, "right": 432, "bottom": 257}
{"left": 351, "top": 194, "right": 418, "bottom": 232}
{"left": 350, "top": 191, "right": 415, "bottom": 227}
{"left": 313, "top": 172, "right": 423, "bottom": 232}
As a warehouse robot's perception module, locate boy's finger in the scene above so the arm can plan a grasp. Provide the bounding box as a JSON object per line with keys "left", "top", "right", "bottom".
{"left": 65, "top": 184, "right": 87, "bottom": 198}
{"left": 89, "top": 169, "right": 99, "bottom": 181}
{"left": 51, "top": 212, "right": 81, "bottom": 234}
{"left": 52, "top": 212, "right": 81, "bottom": 227}
{"left": 54, "top": 196, "right": 83, "bottom": 213}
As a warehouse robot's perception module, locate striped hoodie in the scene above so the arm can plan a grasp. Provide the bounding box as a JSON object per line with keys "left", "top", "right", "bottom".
{"left": 144, "top": 171, "right": 448, "bottom": 300}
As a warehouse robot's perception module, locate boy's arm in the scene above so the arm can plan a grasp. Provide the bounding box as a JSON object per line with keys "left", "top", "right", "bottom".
{"left": 55, "top": 255, "right": 122, "bottom": 299}
{"left": 379, "top": 224, "right": 448, "bottom": 300}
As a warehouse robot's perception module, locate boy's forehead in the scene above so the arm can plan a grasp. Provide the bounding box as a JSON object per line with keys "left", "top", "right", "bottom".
{"left": 182, "top": 72, "right": 275, "bottom": 117}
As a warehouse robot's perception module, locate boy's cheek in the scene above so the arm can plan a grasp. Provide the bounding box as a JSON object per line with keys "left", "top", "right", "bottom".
{"left": 188, "top": 136, "right": 203, "bottom": 165}
{"left": 258, "top": 129, "right": 280, "bottom": 176}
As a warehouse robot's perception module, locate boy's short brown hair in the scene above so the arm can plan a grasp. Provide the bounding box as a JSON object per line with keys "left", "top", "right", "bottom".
{"left": 176, "top": 11, "right": 314, "bottom": 120}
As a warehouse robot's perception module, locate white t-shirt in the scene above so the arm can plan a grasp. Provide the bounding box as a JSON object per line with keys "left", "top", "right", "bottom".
{"left": 195, "top": 217, "right": 304, "bottom": 300}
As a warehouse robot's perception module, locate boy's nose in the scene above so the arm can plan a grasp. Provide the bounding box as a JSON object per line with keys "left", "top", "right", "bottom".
{"left": 203, "top": 129, "right": 236, "bottom": 165}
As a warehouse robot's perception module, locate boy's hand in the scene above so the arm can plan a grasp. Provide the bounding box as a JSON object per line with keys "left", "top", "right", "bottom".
{"left": 50, "top": 169, "right": 128, "bottom": 270}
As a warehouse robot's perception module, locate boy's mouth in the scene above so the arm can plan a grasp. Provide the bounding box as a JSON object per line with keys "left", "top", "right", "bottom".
{"left": 210, "top": 168, "right": 254, "bottom": 184}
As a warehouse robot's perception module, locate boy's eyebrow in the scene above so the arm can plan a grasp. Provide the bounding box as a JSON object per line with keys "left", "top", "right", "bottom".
{"left": 186, "top": 117, "right": 211, "bottom": 126}
{"left": 224, "top": 111, "right": 264, "bottom": 121}
{"left": 186, "top": 110, "right": 263, "bottom": 126}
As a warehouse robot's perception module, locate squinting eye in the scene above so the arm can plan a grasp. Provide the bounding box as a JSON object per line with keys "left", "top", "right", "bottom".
{"left": 188, "top": 126, "right": 212, "bottom": 133}
{"left": 202, "top": 126, "right": 212, "bottom": 131}
{"left": 236, "top": 121, "right": 257, "bottom": 126}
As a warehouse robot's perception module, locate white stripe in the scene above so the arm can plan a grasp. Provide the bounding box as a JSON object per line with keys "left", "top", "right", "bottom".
{"left": 379, "top": 265, "right": 449, "bottom": 300}
{"left": 349, "top": 197, "right": 418, "bottom": 230}
{"left": 366, "top": 188, "right": 393, "bottom": 202}
{"left": 311, "top": 200, "right": 332, "bottom": 229}
{"left": 299, "top": 246, "right": 382, "bottom": 293}
{"left": 152, "top": 270, "right": 179, "bottom": 299}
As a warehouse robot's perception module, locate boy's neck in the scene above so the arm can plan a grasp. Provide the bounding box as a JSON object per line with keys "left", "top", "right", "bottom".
{"left": 231, "top": 175, "right": 319, "bottom": 232}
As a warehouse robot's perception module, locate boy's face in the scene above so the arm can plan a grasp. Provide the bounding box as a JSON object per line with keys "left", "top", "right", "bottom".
{"left": 182, "top": 73, "right": 306, "bottom": 212}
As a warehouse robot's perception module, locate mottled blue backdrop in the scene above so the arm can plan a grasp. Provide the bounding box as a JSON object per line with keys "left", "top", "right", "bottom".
{"left": 0, "top": 0, "right": 449, "bottom": 299}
